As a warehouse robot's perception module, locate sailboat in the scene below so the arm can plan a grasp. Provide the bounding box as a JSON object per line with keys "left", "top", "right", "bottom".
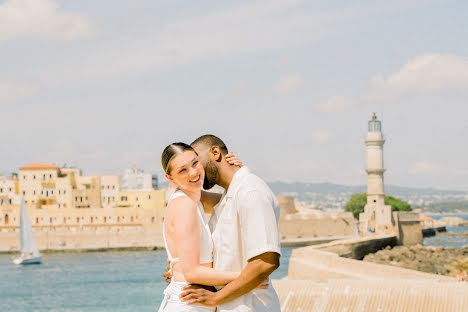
{"left": 13, "top": 199, "right": 41, "bottom": 265}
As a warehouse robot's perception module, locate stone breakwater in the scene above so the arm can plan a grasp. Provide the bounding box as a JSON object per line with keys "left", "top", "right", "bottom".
{"left": 363, "top": 244, "right": 468, "bottom": 277}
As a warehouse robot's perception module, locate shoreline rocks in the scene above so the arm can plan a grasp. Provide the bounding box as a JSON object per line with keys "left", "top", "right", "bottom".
{"left": 363, "top": 244, "right": 468, "bottom": 277}
{"left": 437, "top": 217, "right": 468, "bottom": 227}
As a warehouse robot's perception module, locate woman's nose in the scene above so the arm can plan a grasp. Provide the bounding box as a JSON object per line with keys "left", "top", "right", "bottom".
{"left": 188, "top": 167, "right": 197, "bottom": 178}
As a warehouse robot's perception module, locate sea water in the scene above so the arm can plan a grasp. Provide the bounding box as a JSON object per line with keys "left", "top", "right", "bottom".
{"left": 0, "top": 247, "right": 293, "bottom": 312}
{"left": 424, "top": 214, "right": 468, "bottom": 248}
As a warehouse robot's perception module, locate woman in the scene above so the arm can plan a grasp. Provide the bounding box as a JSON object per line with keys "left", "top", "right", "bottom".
{"left": 158, "top": 142, "right": 243, "bottom": 312}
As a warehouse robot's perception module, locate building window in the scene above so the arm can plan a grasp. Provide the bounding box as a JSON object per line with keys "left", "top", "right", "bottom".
{"left": 43, "top": 174, "right": 46, "bottom": 180}
{"left": 23, "top": 175, "right": 26, "bottom": 180}
{"left": 36, "top": 217, "right": 39, "bottom": 224}
{"left": 104, "top": 216, "right": 107, "bottom": 223}
{"left": 64, "top": 190, "right": 66, "bottom": 194}
{"left": 151, "top": 216, "right": 155, "bottom": 223}
{"left": 90, "top": 217, "right": 93, "bottom": 223}
{"left": 117, "top": 216, "right": 120, "bottom": 223}
{"left": 148, "top": 195, "right": 151, "bottom": 200}
{"left": 49, "top": 174, "right": 52, "bottom": 178}
{"left": 130, "top": 216, "right": 134, "bottom": 222}
{"left": 33, "top": 190, "right": 36, "bottom": 195}
{"left": 33, "top": 175, "right": 36, "bottom": 179}
{"left": 121, "top": 196, "right": 127, "bottom": 201}
{"left": 112, "top": 185, "right": 115, "bottom": 189}
{"left": 136, "top": 197, "right": 138, "bottom": 201}
{"left": 22, "top": 191, "right": 26, "bottom": 195}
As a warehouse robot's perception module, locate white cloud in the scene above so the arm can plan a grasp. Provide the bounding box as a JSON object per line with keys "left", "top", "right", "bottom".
{"left": 363, "top": 54, "right": 468, "bottom": 101}
{"left": 0, "top": 82, "right": 40, "bottom": 102}
{"left": 0, "top": 0, "right": 91, "bottom": 40}
{"left": 409, "top": 161, "right": 468, "bottom": 176}
{"left": 318, "top": 96, "right": 353, "bottom": 113}
{"left": 272, "top": 73, "right": 304, "bottom": 93}
{"left": 311, "top": 130, "right": 333, "bottom": 144}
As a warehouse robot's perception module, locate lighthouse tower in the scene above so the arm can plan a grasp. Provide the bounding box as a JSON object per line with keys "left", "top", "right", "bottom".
{"left": 359, "top": 113, "right": 393, "bottom": 233}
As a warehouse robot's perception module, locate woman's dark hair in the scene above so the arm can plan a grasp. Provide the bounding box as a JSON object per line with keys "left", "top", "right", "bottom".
{"left": 161, "top": 142, "right": 196, "bottom": 174}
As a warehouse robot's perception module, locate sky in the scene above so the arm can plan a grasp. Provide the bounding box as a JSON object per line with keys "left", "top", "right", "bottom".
{"left": 1, "top": 0, "right": 468, "bottom": 190}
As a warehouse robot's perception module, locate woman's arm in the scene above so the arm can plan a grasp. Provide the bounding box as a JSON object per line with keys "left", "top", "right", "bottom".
{"left": 172, "top": 197, "right": 238, "bottom": 286}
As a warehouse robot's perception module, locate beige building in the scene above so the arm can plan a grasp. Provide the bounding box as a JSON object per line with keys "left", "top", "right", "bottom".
{"left": 0, "top": 175, "right": 20, "bottom": 207}
{"left": 100, "top": 175, "right": 121, "bottom": 208}
{"left": 18, "top": 164, "right": 101, "bottom": 210}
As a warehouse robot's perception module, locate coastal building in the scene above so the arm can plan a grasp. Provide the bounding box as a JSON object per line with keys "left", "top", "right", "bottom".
{"left": 0, "top": 175, "right": 20, "bottom": 207}
{"left": 18, "top": 164, "right": 101, "bottom": 210}
{"left": 100, "top": 175, "right": 121, "bottom": 208}
{"left": 122, "top": 166, "right": 158, "bottom": 191}
{"left": 359, "top": 114, "right": 393, "bottom": 233}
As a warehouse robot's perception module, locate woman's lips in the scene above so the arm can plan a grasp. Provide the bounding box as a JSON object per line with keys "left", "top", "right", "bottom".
{"left": 190, "top": 175, "right": 200, "bottom": 183}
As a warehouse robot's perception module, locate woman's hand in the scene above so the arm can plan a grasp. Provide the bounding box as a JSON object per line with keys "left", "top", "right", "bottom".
{"left": 225, "top": 152, "right": 243, "bottom": 167}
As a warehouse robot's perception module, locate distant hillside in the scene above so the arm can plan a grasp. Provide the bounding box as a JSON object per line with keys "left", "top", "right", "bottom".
{"left": 159, "top": 179, "right": 465, "bottom": 199}
{"left": 267, "top": 181, "right": 466, "bottom": 197}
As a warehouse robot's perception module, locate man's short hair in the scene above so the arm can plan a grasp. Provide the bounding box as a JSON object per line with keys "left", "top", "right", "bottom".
{"left": 191, "top": 134, "right": 229, "bottom": 155}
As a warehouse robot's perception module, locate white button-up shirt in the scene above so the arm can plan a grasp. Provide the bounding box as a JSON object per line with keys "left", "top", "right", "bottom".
{"left": 209, "top": 167, "right": 281, "bottom": 312}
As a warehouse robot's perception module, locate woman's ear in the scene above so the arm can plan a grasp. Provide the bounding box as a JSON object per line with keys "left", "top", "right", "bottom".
{"left": 165, "top": 173, "right": 174, "bottom": 183}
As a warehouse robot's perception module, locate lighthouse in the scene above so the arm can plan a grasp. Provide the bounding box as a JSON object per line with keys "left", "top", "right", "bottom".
{"left": 359, "top": 113, "right": 393, "bottom": 233}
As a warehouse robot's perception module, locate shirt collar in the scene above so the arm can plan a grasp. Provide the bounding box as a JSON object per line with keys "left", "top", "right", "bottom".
{"left": 224, "top": 166, "right": 250, "bottom": 199}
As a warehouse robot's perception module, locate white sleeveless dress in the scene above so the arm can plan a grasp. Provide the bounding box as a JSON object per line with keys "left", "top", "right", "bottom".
{"left": 158, "top": 190, "right": 215, "bottom": 312}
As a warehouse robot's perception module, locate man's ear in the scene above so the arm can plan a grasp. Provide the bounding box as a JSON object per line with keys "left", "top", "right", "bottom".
{"left": 165, "top": 173, "right": 174, "bottom": 183}
{"left": 210, "top": 146, "right": 223, "bottom": 162}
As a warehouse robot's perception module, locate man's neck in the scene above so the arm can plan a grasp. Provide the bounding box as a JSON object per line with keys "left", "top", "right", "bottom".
{"left": 217, "top": 166, "right": 240, "bottom": 191}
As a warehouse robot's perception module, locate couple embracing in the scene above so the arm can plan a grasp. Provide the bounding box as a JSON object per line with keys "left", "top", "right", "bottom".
{"left": 158, "top": 135, "right": 281, "bottom": 312}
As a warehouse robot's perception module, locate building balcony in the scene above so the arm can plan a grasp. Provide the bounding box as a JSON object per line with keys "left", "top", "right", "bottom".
{"left": 41, "top": 181, "right": 56, "bottom": 188}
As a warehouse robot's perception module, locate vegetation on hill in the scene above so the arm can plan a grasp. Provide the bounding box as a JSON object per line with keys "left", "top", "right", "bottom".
{"left": 419, "top": 201, "right": 468, "bottom": 213}
{"left": 345, "top": 193, "right": 412, "bottom": 219}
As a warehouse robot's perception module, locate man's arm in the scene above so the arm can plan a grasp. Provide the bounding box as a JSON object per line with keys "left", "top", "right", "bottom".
{"left": 181, "top": 189, "right": 281, "bottom": 306}
{"left": 181, "top": 252, "right": 279, "bottom": 306}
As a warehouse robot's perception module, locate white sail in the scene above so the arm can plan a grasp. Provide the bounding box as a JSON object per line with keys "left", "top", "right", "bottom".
{"left": 19, "top": 199, "right": 40, "bottom": 257}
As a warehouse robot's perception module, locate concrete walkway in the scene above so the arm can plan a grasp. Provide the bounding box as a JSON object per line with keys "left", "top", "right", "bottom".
{"left": 273, "top": 279, "right": 468, "bottom": 312}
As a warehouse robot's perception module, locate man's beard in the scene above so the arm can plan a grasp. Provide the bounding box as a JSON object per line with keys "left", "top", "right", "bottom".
{"left": 203, "top": 161, "right": 218, "bottom": 190}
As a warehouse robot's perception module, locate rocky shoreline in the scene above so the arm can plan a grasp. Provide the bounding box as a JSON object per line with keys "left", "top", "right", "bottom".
{"left": 363, "top": 244, "right": 468, "bottom": 277}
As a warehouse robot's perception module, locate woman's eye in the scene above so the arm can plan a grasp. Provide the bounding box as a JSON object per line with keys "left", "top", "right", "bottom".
{"left": 179, "top": 168, "right": 186, "bottom": 173}
{"left": 193, "top": 161, "right": 199, "bottom": 166}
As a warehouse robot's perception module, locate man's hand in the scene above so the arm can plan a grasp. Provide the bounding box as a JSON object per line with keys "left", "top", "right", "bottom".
{"left": 163, "top": 259, "right": 172, "bottom": 284}
{"left": 180, "top": 285, "right": 219, "bottom": 306}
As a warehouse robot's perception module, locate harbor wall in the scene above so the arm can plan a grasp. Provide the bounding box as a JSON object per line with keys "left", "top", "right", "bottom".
{"left": 278, "top": 212, "right": 357, "bottom": 239}
{"left": 0, "top": 225, "right": 164, "bottom": 252}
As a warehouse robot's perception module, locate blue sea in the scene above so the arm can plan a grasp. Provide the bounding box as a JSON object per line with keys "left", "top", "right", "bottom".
{"left": 1, "top": 215, "right": 466, "bottom": 312}
{"left": 424, "top": 214, "right": 468, "bottom": 248}
{"left": 0, "top": 247, "right": 293, "bottom": 312}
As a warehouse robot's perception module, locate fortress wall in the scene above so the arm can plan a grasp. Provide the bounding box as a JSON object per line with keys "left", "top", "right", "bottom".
{"left": 288, "top": 242, "right": 454, "bottom": 281}
{"left": 394, "top": 211, "right": 423, "bottom": 246}
{"left": 311, "top": 235, "right": 397, "bottom": 259}
{"left": 0, "top": 226, "right": 164, "bottom": 252}
{"left": 279, "top": 213, "right": 357, "bottom": 239}
{"left": 277, "top": 196, "right": 298, "bottom": 215}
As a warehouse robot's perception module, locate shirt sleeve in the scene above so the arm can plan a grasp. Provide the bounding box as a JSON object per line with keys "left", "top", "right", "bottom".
{"left": 237, "top": 190, "right": 281, "bottom": 261}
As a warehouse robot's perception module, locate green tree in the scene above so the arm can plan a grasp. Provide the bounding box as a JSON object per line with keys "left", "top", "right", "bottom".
{"left": 345, "top": 193, "right": 412, "bottom": 219}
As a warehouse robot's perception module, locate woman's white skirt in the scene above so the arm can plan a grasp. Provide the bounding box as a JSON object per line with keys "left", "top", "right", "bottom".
{"left": 158, "top": 281, "right": 216, "bottom": 312}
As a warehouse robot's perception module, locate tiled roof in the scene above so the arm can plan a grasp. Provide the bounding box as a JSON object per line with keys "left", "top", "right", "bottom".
{"left": 19, "top": 163, "right": 61, "bottom": 170}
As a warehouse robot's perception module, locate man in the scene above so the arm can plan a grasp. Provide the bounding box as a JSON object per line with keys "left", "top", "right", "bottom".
{"left": 179, "top": 134, "right": 282, "bottom": 311}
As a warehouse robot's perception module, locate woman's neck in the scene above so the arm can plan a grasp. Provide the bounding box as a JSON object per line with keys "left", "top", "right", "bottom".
{"left": 179, "top": 187, "right": 201, "bottom": 203}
